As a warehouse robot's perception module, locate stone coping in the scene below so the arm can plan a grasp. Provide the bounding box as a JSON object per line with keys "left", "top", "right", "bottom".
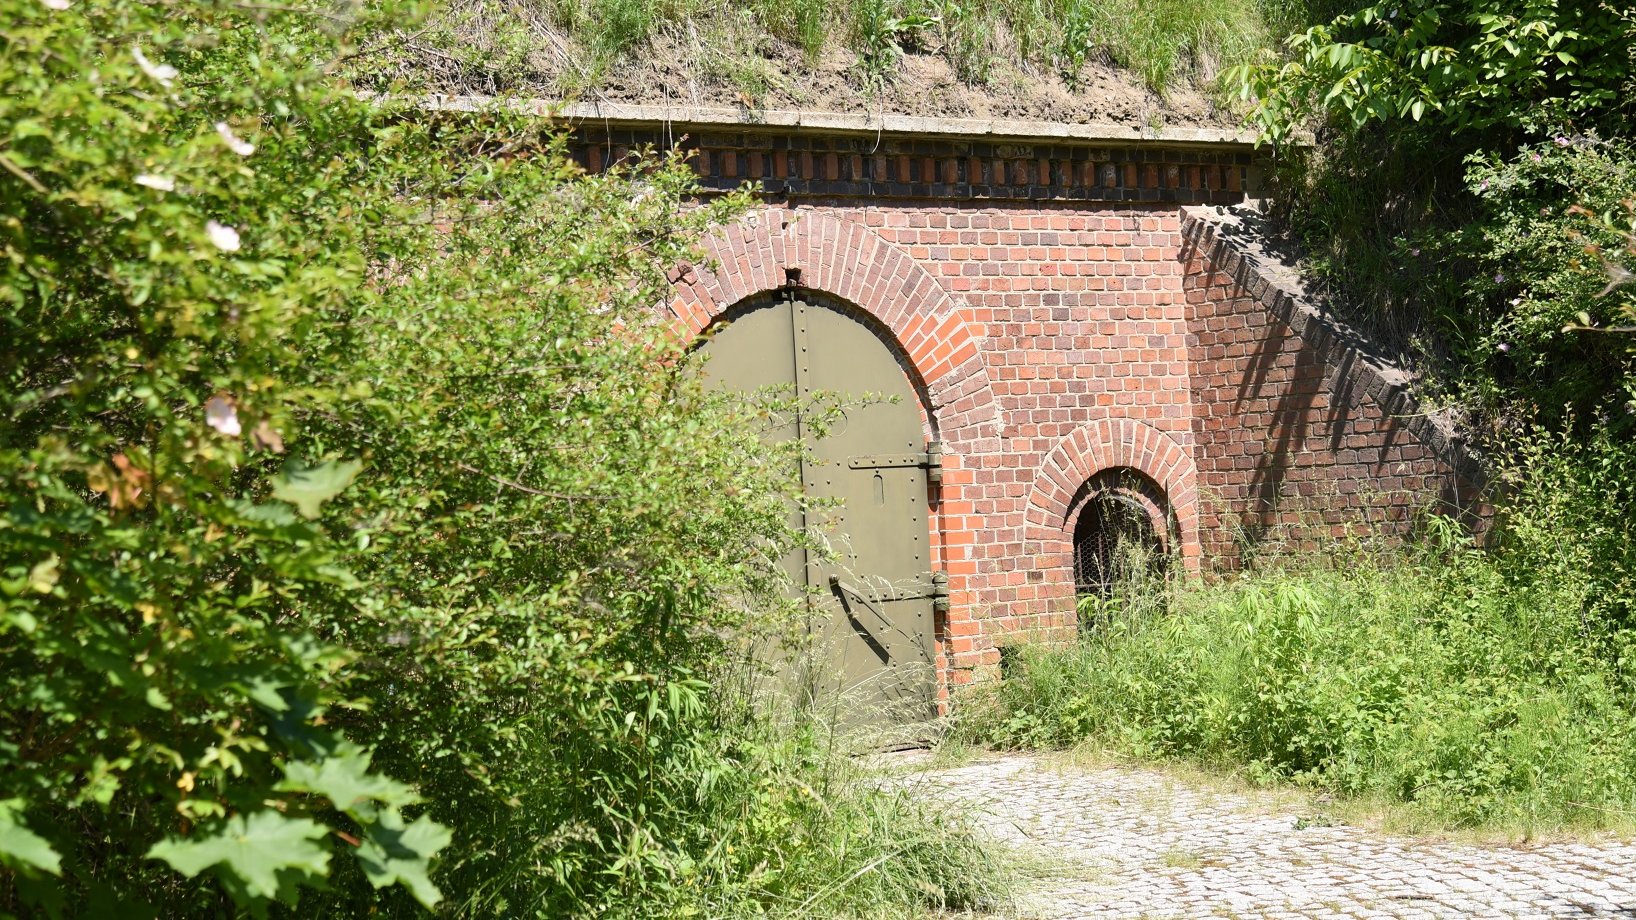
{"left": 413, "top": 94, "right": 1266, "bottom": 149}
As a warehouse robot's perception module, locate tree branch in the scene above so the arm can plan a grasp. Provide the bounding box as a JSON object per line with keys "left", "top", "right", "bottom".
{"left": 0, "top": 151, "right": 49, "bottom": 195}
{"left": 455, "top": 462, "right": 609, "bottom": 501}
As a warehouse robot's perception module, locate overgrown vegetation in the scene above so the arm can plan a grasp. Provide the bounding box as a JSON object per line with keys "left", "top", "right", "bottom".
{"left": 970, "top": 557, "right": 1636, "bottom": 830}
{"left": 0, "top": 0, "right": 1004, "bottom": 914}
{"left": 1239, "top": 0, "right": 1634, "bottom": 141}
{"left": 1241, "top": 0, "right": 1636, "bottom": 422}
{"left": 355, "top": 0, "right": 1300, "bottom": 101}
{"left": 967, "top": 428, "right": 1636, "bottom": 830}
{"left": 1259, "top": 127, "right": 1636, "bottom": 424}
{"left": 1237, "top": 1, "right": 1636, "bottom": 621}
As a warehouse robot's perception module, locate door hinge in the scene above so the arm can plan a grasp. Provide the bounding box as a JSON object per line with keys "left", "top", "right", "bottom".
{"left": 931, "top": 571, "right": 949, "bottom": 613}
{"left": 847, "top": 440, "right": 944, "bottom": 485}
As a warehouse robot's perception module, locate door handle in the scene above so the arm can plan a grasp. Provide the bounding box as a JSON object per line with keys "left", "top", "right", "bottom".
{"left": 828, "top": 575, "right": 895, "bottom": 642}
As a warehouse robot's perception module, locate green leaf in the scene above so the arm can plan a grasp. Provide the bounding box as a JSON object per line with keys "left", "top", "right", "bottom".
{"left": 270, "top": 459, "right": 362, "bottom": 519}
{"left": 145, "top": 686, "right": 173, "bottom": 711}
{"left": 27, "top": 554, "right": 59, "bottom": 594}
{"left": 0, "top": 800, "right": 61, "bottom": 876}
{"left": 243, "top": 676, "right": 292, "bottom": 713}
{"left": 277, "top": 742, "right": 420, "bottom": 815}
{"left": 147, "top": 811, "right": 330, "bottom": 902}
{"left": 355, "top": 808, "right": 451, "bottom": 908}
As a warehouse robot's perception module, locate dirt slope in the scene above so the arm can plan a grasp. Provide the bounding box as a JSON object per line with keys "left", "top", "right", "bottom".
{"left": 380, "top": 15, "right": 1242, "bottom": 129}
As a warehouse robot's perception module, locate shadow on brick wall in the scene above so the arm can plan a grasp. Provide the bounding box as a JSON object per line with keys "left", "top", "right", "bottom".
{"left": 1179, "top": 205, "right": 1486, "bottom": 567}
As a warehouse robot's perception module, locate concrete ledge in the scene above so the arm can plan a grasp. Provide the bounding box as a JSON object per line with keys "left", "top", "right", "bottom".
{"left": 1181, "top": 205, "right": 1486, "bottom": 486}
{"left": 415, "top": 94, "right": 1263, "bottom": 149}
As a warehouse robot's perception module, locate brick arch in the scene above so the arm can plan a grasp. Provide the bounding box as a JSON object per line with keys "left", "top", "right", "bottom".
{"left": 664, "top": 208, "right": 1004, "bottom": 695}
{"left": 1026, "top": 419, "right": 1202, "bottom": 577}
{"left": 665, "top": 210, "right": 999, "bottom": 439}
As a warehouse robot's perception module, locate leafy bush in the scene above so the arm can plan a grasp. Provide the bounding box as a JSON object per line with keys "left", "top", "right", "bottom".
{"left": 1238, "top": 0, "right": 1636, "bottom": 142}
{"left": 1491, "top": 427, "right": 1636, "bottom": 631}
{"left": 2, "top": 0, "right": 467, "bottom": 910}
{"left": 1, "top": 1, "right": 1004, "bottom": 916}
{"left": 1261, "top": 124, "right": 1635, "bottom": 444}
{"left": 1242, "top": 1, "right": 1636, "bottom": 426}
{"left": 1448, "top": 136, "right": 1635, "bottom": 424}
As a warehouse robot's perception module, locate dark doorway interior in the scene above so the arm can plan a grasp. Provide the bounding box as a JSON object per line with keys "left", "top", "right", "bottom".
{"left": 1071, "top": 470, "right": 1173, "bottom": 628}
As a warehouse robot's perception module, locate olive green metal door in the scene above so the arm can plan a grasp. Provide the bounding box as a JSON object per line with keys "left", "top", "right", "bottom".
{"left": 700, "top": 293, "right": 939, "bottom": 728}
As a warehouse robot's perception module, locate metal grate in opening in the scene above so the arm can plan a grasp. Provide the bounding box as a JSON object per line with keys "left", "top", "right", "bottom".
{"left": 1072, "top": 491, "right": 1165, "bottom": 599}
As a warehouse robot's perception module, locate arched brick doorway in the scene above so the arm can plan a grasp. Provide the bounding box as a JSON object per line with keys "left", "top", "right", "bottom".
{"left": 667, "top": 209, "right": 1007, "bottom": 692}
{"left": 696, "top": 290, "right": 942, "bottom": 730}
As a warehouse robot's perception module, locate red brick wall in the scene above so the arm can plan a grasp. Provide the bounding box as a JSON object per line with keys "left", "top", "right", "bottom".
{"left": 1179, "top": 208, "right": 1481, "bottom": 567}
{"left": 602, "top": 125, "right": 1478, "bottom": 689}
{"left": 673, "top": 203, "right": 1209, "bottom": 687}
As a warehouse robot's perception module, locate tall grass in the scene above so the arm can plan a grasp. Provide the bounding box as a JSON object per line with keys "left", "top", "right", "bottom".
{"left": 634, "top": 664, "right": 1013, "bottom": 919}
{"left": 304, "top": 648, "right": 1009, "bottom": 918}
{"left": 961, "top": 435, "right": 1636, "bottom": 832}
{"left": 1048, "top": 0, "right": 1276, "bottom": 91}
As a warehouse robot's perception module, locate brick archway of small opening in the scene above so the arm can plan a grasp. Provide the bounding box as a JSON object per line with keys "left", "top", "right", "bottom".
{"left": 1026, "top": 419, "right": 1203, "bottom": 590}
{"left": 1068, "top": 467, "right": 1175, "bottom": 555}
{"left": 665, "top": 208, "right": 1003, "bottom": 691}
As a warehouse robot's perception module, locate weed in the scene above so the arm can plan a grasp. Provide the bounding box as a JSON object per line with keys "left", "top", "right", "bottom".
{"left": 850, "top": 0, "right": 942, "bottom": 83}
{"left": 1159, "top": 848, "right": 1206, "bottom": 869}
{"left": 753, "top": 0, "right": 835, "bottom": 60}
{"left": 931, "top": 0, "right": 993, "bottom": 83}
{"left": 959, "top": 472, "right": 1636, "bottom": 833}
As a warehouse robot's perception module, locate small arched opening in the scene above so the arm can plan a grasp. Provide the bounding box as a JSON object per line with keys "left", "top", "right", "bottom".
{"left": 1069, "top": 468, "right": 1175, "bottom": 627}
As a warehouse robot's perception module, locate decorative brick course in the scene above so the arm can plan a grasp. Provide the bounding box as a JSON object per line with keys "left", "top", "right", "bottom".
{"left": 575, "top": 128, "right": 1253, "bottom": 205}
{"left": 584, "top": 120, "right": 1479, "bottom": 690}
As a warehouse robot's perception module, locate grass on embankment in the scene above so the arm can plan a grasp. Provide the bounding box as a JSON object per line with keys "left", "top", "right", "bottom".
{"left": 552, "top": 0, "right": 1289, "bottom": 88}
{"left": 956, "top": 541, "right": 1636, "bottom": 836}
{"left": 384, "top": 0, "right": 1307, "bottom": 100}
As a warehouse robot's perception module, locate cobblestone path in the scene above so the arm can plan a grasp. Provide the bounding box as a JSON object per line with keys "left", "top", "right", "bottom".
{"left": 906, "top": 754, "right": 1636, "bottom": 919}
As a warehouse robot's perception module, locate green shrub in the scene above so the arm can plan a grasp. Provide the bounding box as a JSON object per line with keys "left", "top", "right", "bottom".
{"left": 1, "top": 1, "right": 1004, "bottom": 915}
{"left": 962, "top": 441, "right": 1636, "bottom": 829}
{"left": 1263, "top": 127, "right": 1636, "bottom": 434}
{"left": 3, "top": 0, "right": 468, "bottom": 910}
{"left": 1451, "top": 136, "right": 1636, "bottom": 425}
{"left": 1237, "top": 0, "right": 1636, "bottom": 143}
{"left": 1244, "top": 0, "right": 1636, "bottom": 437}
